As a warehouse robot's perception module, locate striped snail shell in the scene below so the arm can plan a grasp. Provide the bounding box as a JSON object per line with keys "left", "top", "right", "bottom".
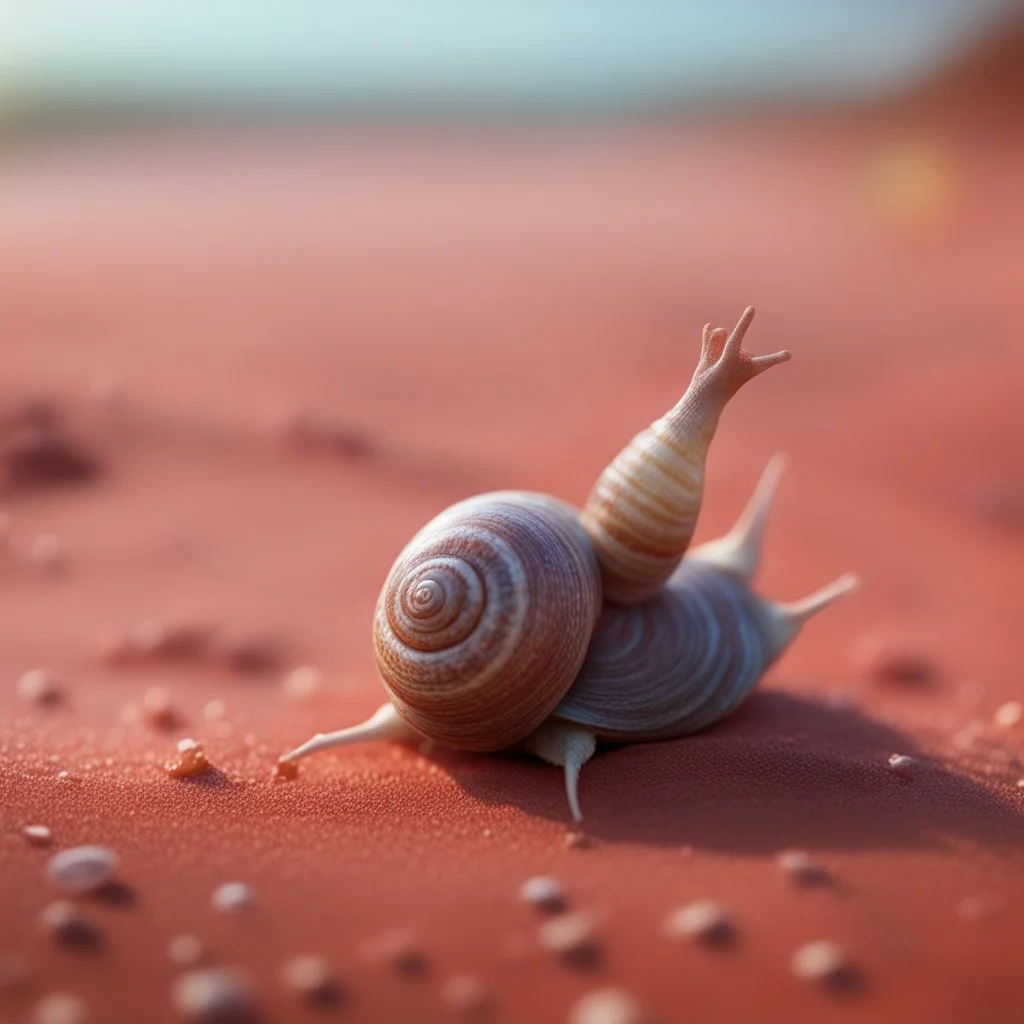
{"left": 281, "top": 308, "right": 857, "bottom": 824}
{"left": 371, "top": 491, "right": 602, "bottom": 751}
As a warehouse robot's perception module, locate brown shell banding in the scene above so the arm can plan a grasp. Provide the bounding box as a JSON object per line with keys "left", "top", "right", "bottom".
{"left": 373, "top": 492, "right": 602, "bottom": 752}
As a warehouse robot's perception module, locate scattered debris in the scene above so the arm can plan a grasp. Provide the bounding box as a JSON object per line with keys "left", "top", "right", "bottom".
{"left": 173, "top": 967, "right": 257, "bottom": 1023}
{"left": 440, "top": 974, "right": 490, "bottom": 1016}
{"left": 211, "top": 882, "right": 254, "bottom": 914}
{"left": 38, "top": 901, "right": 102, "bottom": 948}
{"left": 101, "top": 620, "right": 215, "bottom": 667}
{"left": 217, "top": 633, "right": 284, "bottom": 676}
{"left": 538, "top": 912, "right": 599, "bottom": 966}
{"left": 32, "top": 992, "right": 90, "bottom": 1024}
{"left": 23, "top": 824, "right": 54, "bottom": 846}
{"left": 17, "top": 668, "right": 62, "bottom": 705}
{"left": 994, "top": 701, "right": 1023, "bottom": 730}
{"left": 168, "top": 934, "right": 206, "bottom": 968}
{"left": 520, "top": 876, "right": 565, "bottom": 913}
{"left": 46, "top": 845, "right": 119, "bottom": 894}
{"left": 776, "top": 850, "right": 831, "bottom": 886}
{"left": 568, "top": 988, "right": 645, "bottom": 1024}
{"left": 279, "top": 955, "right": 341, "bottom": 1006}
{"left": 887, "top": 754, "right": 916, "bottom": 778}
{"left": 165, "top": 739, "right": 212, "bottom": 780}
{"left": 791, "top": 940, "right": 853, "bottom": 987}
{"left": 662, "top": 901, "right": 734, "bottom": 946}
{"left": 277, "top": 410, "right": 372, "bottom": 459}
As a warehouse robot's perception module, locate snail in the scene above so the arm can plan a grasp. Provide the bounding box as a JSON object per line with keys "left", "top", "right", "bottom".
{"left": 282, "top": 308, "right": 858, "bottom": 821}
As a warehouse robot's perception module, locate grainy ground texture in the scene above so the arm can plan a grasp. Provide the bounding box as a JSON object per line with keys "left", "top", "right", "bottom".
{"left": 1, "top": 31, "right": 1023, "bottom": 1024}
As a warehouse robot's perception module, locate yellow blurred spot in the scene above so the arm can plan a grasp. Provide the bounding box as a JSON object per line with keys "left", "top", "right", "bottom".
{"left": 862, "top": 140, "right": 960, "bottom": 232}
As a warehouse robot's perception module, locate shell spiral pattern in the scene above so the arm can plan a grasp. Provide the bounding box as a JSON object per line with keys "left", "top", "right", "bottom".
{"left": 373, "top": 491, "right": 603, "bottom": 752}
{"left": 553, "top": 560, "right": 777, "bottom": 741}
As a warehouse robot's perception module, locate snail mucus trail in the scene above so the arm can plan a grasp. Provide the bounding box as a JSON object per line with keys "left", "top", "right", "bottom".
{"left": 282, "top": 308, "right": 858, "bottom": 821}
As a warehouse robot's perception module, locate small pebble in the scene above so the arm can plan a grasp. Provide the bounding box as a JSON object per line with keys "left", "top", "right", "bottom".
{"left": 272, "top": 759, "right": 299, "bottom": 782}
{"left": 519, "top": 876, "right": 565, "bottom": 913}
{"left": 994, "top": 701, "right": 1023, "bottom": 730}
{"left": 38, "top": 901, "right": 102, "bottom": 947}
{"left": 791, "top": 940, "right": 849, "bottom": 984}
{"left": 538, "top": 912, "right": 598, "bottom": 964}
{"left": 30, "top": 534, "right": 66, "bottom": 575}
{"left": 0, "top": 953, "right": 30, "bottom": 991}
{"left": 568, "top": 988, "right": 644, "bottom": 1024}
{"left": 203, "top": 699, "right": 227, "bottom": 720}
{"left": 663, "top": 901, "right": 734, "bottom": 945}
{"left": 440, "top": 974, "right": 490, "bottom": 1016}
{"left": 17, "top": 668, "right": 62, "bottom": 705}
{"left": 173, "top": 967, "right": 257, "bottom": 1023}
{"left": 776, "top": 850, "right": 830, "bottom": 886}
{"left": 168, "top": 934, "right": 206, "bottom": 967}
{"left": 23, "top": 824, "right": 54, "bottom": 846}
{"left": 46, "top": 845, "right": 118, "bottom": 894}
{"left": 282, "top": 665, "right": 324, "bottom": 700}
{"left": 359, "top": 929, "right": 425, "bottom": 974}
{"left": 219, "top": 634, "right": 282, "bottom": 675}
{"left": 887, "top": 753, "right": 916, "bottom": 777}
{"left": 142, "top": 686, "right": 180, "bottom": 730}
{"left": 211, "top": 882, "right": 253, "bottom": 914}
{"left": 33, "top": 992, "right": 90, "bottom": 1024}
{"left": 165, "top": 739, "right": 212, "bottom": 779}
{"left": 279, "top": 955, "right": 341, "bottom": 1005}
{"left": 854, "top": 635, "right": 936, "bottom": 685}
{"left": 563, "top": 829, "right": 593, "bottom": 850}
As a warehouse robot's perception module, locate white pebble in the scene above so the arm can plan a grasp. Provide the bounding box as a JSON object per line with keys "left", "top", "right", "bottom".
{"left": 568, "top": 988, "right": 644, "bottom": 1024}
{"left": 17, "top": 669, "right": 62, "bottom": 704}
{"left": 31, "top": 534, "right": 65, "bottom": 574}
{"left": 46, "top": 845, "right": 118, "bottom": 893}
{"left": 791, "top": 940, "right": 847, "bottom": 981}
{"left": 172, "top": 967, "right": 255, "bottom": 1022}
{"left": 519, "top": 875, "right": 565, "bottom": 912}
{"left": 662, "top": 901, "right": 733, "bottom": 944}
{"left": 23, "top": 824, "right": 54, "bottom": 846}
{"left": 776, "top": 849, "right": 829, "bottom": 884}
{"left": 887, "top": 753, "right": 916, "bottom": 776}
{"left": 168, "top": 934, "right": 206, "bottom": 967}
{"left": 33, "top": 992, "right": 89, "bottom": 1024}
{"left": 282, "top": 665, "right": 323, "bottom": 700}
{"left": 211, "top": 882, "right": 253, "bottom": 913}
{"left": 538, "top": 911, "right": 597, "bottom": 958}
{"left": 440, "top": 974, "right": 490, "bottom": 1015}
{"left": 994, "top": 701, "right": 1023, "bottom": 729}
{"left": 280, "top": 956, "right": 339, "bottom": 1002}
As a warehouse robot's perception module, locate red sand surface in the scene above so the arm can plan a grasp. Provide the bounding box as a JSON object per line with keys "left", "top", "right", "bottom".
{"left": 2, "top": 57, "right": 1024, "bottom": 1024}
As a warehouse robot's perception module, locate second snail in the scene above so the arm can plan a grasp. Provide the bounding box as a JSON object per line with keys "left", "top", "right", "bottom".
{"left": 283, "top": 307, "right": 858, "bottom": 821}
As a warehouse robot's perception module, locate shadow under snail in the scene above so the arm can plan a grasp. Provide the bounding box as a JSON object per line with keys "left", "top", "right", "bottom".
{"left": 282, "top": 308, "right": 858, "bottom": 821}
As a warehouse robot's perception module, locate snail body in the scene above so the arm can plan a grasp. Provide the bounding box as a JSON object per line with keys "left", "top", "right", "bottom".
{"left": 282, "top": 308, "right": 858, "bottom": 822}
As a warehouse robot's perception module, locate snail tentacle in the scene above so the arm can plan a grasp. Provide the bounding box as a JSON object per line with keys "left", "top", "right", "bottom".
{"left": 688, "top": 454, "right": 787, "bottom": 582}
{"left": 580, "top": 308, "right": 791, "bottom": 604}
{"left": 282, "top": 703, "right": 420, "bottom": 763}
{"left": 762, "top": 572, "right": 860, "bottom": 660}
{"left": 522, "top": 720, "right": 597, "bottom": 823}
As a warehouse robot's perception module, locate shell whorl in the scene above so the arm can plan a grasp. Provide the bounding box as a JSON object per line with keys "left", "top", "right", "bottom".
{"left": 373, "top": 491, "right": 602, "bottom": 752}
{"left": 552, "top": 560, "right": 777, "bottom": 742}
{"left": 579, "top": 308, "right": 791, "bottom": 604}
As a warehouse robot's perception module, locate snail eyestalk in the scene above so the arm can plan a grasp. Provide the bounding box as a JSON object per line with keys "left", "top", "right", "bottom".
{"left": 581, "top": 306, "right": 792, "bottom": 603}
{"left": 764, "top": 572, "right": 860, "bottom": 659}
{"left": 281, "top": 703, "right": 420, "bottom": 762}
{"left": 689, "top": 453, "right": 787, "bottom": 582}
{"left": 523, "top": 721, "right": 597, "bottom": 823}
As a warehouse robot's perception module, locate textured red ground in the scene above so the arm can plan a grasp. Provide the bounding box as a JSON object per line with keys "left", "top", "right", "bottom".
{"left": 1, "top": 55, "right": 1023, "bottom": 1024}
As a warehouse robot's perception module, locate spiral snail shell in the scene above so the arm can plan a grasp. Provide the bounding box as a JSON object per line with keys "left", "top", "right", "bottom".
{"left": 282, "top": 308, "right": 858, "bottom": 821}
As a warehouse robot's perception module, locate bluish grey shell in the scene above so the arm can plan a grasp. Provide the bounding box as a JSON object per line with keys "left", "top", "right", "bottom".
{"left": 552, "top": 560, "right": 776, "bottom": 742}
